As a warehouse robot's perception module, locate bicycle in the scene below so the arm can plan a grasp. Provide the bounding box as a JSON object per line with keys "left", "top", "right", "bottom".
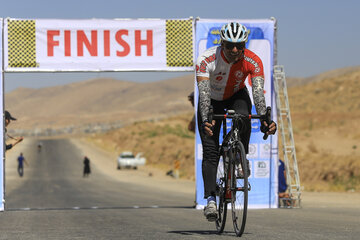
{"left": 211, "top": 106, "right": 272, "bottom": 237}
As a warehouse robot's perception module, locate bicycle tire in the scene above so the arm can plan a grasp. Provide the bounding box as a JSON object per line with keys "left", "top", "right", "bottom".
{"left": 215, "top": 153, "right": 228, "bottom": 233}
{"left": 230, "top": 142, "right": 248, "bottom": 237}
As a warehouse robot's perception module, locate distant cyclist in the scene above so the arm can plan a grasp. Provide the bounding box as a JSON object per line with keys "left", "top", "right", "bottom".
{"left": 38, "top": 142, "right": 43, "bottom": 152}
{"left": 196, "top": 22, "right": 277, "bottom": 221}
{"left": 17, "top": 152, "right": 28, "bottom": 177}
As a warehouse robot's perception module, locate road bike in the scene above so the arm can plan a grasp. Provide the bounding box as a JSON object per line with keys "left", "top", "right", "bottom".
{"left": 212, "top": 107, "right": 272, "bottom": 237}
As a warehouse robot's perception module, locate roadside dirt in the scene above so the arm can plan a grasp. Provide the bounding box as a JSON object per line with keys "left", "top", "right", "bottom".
{"left": 71, "top": 137, "right": 360, "bottom": 208}
{"left": 4, "top": 137, "right": 360, "bottom": 209}
{"left": 70, "top": 137, "right": 195, "bottom": 196}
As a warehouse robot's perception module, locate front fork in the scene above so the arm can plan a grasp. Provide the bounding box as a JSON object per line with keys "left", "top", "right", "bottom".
{"left": 224, "top": 146, "right": 251, "bottom": 199}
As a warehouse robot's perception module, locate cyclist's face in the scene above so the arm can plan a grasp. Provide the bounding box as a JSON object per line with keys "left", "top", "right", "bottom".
{"left": 222, "top": 41, "right": 245, "bottom": 63}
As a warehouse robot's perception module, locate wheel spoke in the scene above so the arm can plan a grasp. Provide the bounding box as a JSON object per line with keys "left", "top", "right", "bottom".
{"left": 215, "top": 155, "right": 227, "bottom": 233}
{"left": 231, "top": 144, "right": 248, "bottom": 237}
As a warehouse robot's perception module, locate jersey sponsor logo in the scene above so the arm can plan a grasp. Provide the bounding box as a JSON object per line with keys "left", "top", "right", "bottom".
{"left": 198, "top": 53, "right": 216, "bottom": 73}
{"left": 211, "top": 86, "right": 223, "bottom": 91}
{"left": 235, "top": 70, "right": 244, "bottom": 79}
{"left": 234, "top": 78, "right": 243, "bottom": 92}
{"left": 244, "top": 56, "right": 259, "bottom": 69}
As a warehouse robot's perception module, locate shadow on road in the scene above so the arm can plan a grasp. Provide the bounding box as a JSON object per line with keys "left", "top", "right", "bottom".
{"left": 168, "top": 230, "right": 249, "bottom": 237}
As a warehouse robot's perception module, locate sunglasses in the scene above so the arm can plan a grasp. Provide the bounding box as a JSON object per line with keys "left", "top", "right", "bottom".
{"left": 224, "top": 42, "right": 245, "bottom": 50}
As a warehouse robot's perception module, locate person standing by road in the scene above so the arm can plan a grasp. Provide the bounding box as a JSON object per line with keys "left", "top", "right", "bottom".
{"left": 83, "top": 156, "right": 91, "bottom": 177}
{"left": 278, "top": 159, "right": 291, "bottom": 206}
{"left": 196, "top": 22, "right": 277, "bottom": 221}
{"left": 5, "top": 110, "right": 24, "bottom": 151}
{"left": 187, "top": 92, "right": 196, "bottom": 133}
{"left": 17, "top": 152, "right": 28, "bottom": 177}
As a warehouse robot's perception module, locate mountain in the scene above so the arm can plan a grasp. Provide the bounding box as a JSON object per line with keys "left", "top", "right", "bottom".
{"left": 6, "top": 66, "right": 360, "bottom": 191}
{"left": 286, "top": 66, "right": 360, "bottom": 87}
{"left": 287, "top": 66, "right": 360, "bottom": 191}
{"left": 5, "top": 75, "right": 195, "bottom": 129}
{"left": 89, "top": 66, "right": 360, "bottom": 191}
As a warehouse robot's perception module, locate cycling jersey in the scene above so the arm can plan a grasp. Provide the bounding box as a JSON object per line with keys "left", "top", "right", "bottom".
{"left": 196, "top": 46, "right": 264, "bottom": 101}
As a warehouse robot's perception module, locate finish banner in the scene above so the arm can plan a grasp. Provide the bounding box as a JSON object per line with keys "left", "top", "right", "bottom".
{"left": 194, "top": 19, "right": 278, "bottom": 209}
{"left": 3, "top": 18, "right": 194, "bottom": 72}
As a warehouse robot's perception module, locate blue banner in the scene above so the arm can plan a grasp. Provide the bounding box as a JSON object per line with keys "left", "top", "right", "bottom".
{"left": 194, "top": 19, "right": 278, "bottom": 209}
{"left": 0, "top": 18, "right": 4, "bottom": 211}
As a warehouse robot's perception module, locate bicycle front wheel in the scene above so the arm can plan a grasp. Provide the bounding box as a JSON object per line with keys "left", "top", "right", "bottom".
{"left": 215, "top": 154, "right": 227, "bottom": 233}
{"left": 230, "top": 143, "right": 248, "bottom": 237}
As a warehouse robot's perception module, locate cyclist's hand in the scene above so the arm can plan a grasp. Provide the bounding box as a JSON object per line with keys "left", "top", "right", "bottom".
{"left": 203, "top": 120, "right": 215, "bottom": 136}
{"left": 262, "top": 121, "right": 277, "bottom": 135}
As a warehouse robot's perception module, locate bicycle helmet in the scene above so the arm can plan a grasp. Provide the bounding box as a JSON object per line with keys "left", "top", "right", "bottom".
{"left": 220, "top": 22, "right": 249, "bottom": 43}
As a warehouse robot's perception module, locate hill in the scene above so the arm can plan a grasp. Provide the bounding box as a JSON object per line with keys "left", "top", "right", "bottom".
{"left": 288, "top": 66, "right": 360, "bottom": 191}
{"left": 5, "top": 66, "right": 360, "bottom": 192}
{"left": 286, "top": 65, "right": 360, "bottom": 87}
{"left": 87, "top": 66, "right": 360, "bottom": 192}
{"left": 5, "top": 75, "right": 195, "bottom": 130}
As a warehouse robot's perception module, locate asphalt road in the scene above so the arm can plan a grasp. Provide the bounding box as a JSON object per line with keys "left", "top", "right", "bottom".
{"left": 1, "top": 138, "right": 359, "bottom": 240}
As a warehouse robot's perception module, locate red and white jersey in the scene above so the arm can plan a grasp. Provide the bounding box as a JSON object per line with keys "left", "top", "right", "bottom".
{"left": 196, "top": 46, "right": 264, "bottom": 101}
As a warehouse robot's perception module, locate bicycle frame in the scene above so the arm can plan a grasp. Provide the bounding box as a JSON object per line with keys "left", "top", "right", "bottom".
{"left": 220, "top": 116, "right": 244, "bottom": 200}
{"left": 213, "top": 107, "right": 271, "bottom": 237}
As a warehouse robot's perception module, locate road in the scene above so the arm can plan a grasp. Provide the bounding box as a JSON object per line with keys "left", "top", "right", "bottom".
{"left": 1, "top": 138, "right": 359, "bottom": 239}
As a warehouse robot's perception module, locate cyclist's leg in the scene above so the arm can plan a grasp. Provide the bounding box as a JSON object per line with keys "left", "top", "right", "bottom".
{"left": 18, "top": 165, "right": 23, "bottom": 177}
{"left": 197, "top": 100, "right": 225, "bottom": 199}
{"left": 228, "top": 88, "right": 252, "bottom": 154}
{"left": 227, "top": 89, "right": 252, "bottom": 177}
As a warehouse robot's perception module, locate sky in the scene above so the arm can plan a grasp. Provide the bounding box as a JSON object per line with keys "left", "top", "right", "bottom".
{"left": 1, "top": 0, "right": 359, "bottom": 92}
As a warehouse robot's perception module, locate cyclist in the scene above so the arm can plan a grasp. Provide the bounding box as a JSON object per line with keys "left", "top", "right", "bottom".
{"left": 38, "top": 142, "right": 43, "bottom": 152}
{"left": 196, "top": 22, "right": 277, "bottom": 221}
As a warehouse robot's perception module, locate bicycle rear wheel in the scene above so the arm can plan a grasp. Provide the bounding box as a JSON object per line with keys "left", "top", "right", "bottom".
{"left": 215, "top": 154, "right": 227, "bottom": 233}
{"left": 230, "top": 143, "right": 248, "bottom": 237}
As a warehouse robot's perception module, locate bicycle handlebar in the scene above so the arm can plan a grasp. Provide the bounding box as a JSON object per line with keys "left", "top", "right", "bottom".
{"left": 209, "top": 106, "right": 272, "bottom": 140}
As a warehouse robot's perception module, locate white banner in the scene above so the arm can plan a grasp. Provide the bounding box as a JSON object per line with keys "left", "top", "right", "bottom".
{"left": 4, "top": 18, "right": 194, "bottom": 72}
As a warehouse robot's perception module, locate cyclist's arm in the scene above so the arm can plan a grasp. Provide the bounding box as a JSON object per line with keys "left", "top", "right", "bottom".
{"left": 252, "top": 73, "right": 277, "bottom": 135}
{"left": 196, "top": 48, "right": 217, "bottom": 135}
{"left": 251, "top": 76, "right": 266, "bottom": 115}
{"left": 197, "top": 76, "right": 211, "bottom": 123}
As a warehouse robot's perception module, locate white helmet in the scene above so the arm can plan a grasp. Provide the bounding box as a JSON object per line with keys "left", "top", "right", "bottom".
{"left": 220, "top": 22, "right": 249, "bottom": 43}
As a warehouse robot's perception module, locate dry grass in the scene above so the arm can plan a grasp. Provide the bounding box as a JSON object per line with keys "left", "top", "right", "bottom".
{"left": 87, "top": 112, "right": 196, "bottom": 180}
{"left": 288, "top": 69, "right": 360, "bottom": 192}
{"left": 89, "top": 68, "right": 360, "bottom": 192}
{"left": 8, "top": 67, "right": 360, "bottom": 192}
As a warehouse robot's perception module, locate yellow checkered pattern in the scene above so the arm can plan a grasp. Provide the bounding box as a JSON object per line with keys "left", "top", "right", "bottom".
{"left": 166, "top": 19, "right": 193, "bottom": 67}
{"left": 8, "top": 19, "right": 38, "bottom": 68}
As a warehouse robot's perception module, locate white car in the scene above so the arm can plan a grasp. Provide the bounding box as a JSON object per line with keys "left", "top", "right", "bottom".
{"left": 117, "top": 151, "right": 146, "bottom": 170}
